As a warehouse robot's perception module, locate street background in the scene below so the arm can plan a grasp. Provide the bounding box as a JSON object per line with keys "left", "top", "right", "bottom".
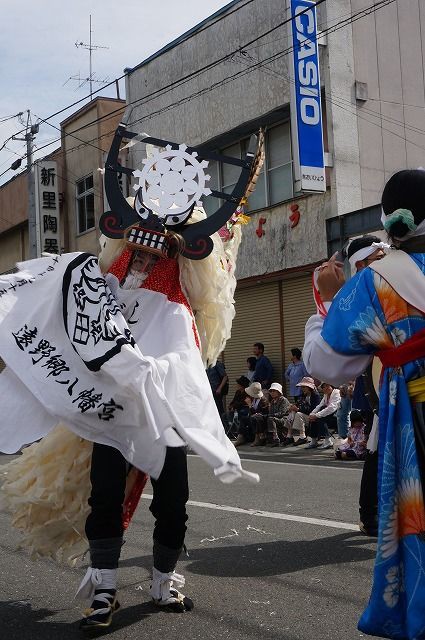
{"left": 0, "top": 446, "right": 382, "bottom": 639}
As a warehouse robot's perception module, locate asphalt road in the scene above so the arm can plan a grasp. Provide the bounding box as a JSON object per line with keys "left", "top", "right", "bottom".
{"left": 0, "top": 444, "right": 383, "bottom": 640}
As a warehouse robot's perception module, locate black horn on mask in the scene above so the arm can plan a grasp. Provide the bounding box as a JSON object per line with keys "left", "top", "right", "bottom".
{"left": 99, "top": 124, "right": 257, "bottom": 260}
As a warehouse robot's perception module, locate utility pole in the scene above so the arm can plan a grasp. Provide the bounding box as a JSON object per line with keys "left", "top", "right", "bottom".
{"left": 26, "top": 124, "right": 38, "bottom": 258}
{"left": 13, "top": 112, "right": 39, "bottom": 258}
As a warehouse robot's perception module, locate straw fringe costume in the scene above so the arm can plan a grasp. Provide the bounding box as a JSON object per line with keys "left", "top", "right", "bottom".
{"left": 0, "top": 126, "right": 263, "bottom": 629}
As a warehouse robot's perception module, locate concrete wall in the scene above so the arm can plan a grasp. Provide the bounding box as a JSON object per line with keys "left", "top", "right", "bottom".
{"left": 322, "top": 0, "right": 362, "bottom": 218}
{"left": 0, "top": 226, "right": 25, "bottom": 273}
{"left": 351, "top": 0, "right": 425, "bottom": 207}
{"left": 127, "top": 0, "right": 292, "bottom": 151}
{"left": 126, "top": 0, "right": 330, "bottom": 277}
{"left": 236, "top": 192, "right": 330, "bottom": 279}
{"left": 0, "top": 173, "right": 27, "bottom": 235}
{"left": 61, "top": 98, "right": 125, "bottom": 254}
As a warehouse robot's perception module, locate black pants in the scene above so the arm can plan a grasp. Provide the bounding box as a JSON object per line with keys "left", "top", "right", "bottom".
{"left": 310, "top": 413, "right": 337, "bottom": 439}
{"left": 85, "top": 444, "right": 189, "bottom": 550}
{"left": 359, "top": 450, "right": 378, "bottom": 527}
{"left": 238, "top": 414, "right": 266, "bottom": 442}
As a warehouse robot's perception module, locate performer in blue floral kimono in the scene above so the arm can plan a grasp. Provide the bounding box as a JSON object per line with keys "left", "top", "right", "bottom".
{"left": 304, "top": 169, "right": 425, "bottom": 640}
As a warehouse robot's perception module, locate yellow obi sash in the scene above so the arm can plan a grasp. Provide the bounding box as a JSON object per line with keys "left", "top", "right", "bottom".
{"left": 408, "top": 376, "right": 425, "bottom": 403}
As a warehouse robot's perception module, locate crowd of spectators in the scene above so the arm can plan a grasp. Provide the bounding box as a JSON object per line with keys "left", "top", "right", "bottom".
{"left": 211, "top": 342, "right": 375, "bottom": 466}
{"left": 206, "top": 332, "right": 378, "bottom": 541}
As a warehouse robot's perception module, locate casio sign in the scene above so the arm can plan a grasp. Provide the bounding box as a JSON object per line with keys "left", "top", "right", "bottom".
{"left": 289, "top": 0, "right": 325, "bottom": 192}
{"left": 294, "top": 6, "right": 320, "bottom": 126}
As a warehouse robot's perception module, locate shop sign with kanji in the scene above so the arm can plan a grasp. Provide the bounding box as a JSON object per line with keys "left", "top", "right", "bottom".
{"left": 34, "top": 160, "right": 61, "bottom": 256}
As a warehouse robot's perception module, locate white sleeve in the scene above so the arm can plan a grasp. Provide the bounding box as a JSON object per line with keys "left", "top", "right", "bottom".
{"left": 303, "top": 313, "right": 372, "bottom": 387}
{"left": 315, "top": 389, "right": 340, "bottom": 417}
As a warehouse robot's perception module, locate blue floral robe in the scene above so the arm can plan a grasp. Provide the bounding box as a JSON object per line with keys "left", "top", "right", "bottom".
{"left": 322, "top": 254, "right": 425, "bottom": 640}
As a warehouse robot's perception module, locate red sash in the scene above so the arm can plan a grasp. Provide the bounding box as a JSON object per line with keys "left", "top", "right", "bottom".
{"left": 377, "top": 328, "right": 425, "bottom": 368}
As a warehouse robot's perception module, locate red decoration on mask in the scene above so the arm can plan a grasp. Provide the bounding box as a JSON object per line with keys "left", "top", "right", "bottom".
{"left": 108, "top": 249, "right": 133, "bottom": 282}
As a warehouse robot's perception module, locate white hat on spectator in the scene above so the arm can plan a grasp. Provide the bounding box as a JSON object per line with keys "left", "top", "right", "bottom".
{"left": 269, "top": 382, "right": 283, "bottom": 394}
{"left": 245, "top": 382, "right": 263, "bottom": 398}
{"left": 296, "top": 376, "right": 316, "bottom": 390}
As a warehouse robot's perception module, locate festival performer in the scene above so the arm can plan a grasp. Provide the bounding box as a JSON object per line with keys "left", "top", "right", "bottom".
{"left": 303, "top": 169, "right": 425, "bottom": 640}
{"left": 0, "top": 126, "right": 263, "bottom": 630}
{"left": 316, "top": 235, "right": 388, "bottom": 534}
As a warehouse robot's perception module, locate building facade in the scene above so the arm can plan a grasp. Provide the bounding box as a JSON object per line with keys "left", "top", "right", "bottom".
{"left": 1, "top": 1, "right": 423, "bottom": 391}
{"left": 60, "top": 97, "right": 126, "bottom": 255}
{"left": 0, "top": 97, "right": 125, "bottom": 275}
{"left": 123, "top": 0, "right": 425, "bottom": 393}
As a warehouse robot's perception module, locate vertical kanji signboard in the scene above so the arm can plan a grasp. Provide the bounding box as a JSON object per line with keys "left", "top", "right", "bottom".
{"left": 289, "top": 0, "right": 326, "bottom": 193}
{"left": 34, "top": 160, "right": 61, "bottom": 256}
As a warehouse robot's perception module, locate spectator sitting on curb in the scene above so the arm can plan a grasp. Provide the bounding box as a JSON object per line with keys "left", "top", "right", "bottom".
{"left": 234, "top": 382, "right": 269, "bottom": 447}
{"left": 335, "top": 410, "right": 367, "bottom": 460}
{"left": 262, "top": 383, "right": 291, "bottom": 447}
{"left": 252, "top": 342, "right": 273, "bottom": 389}
{"left": 305, "top": 382, "right": 341, "bottom": 450}
{"left": 284, "top": 377, "right": 321, "bottom": 446}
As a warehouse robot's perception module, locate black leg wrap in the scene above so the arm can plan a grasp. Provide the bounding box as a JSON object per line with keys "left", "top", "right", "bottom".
{"left": 153, "top": 540, "right": 182, "bottom": 573}
{"left": 89, "top": 537, "right": 123, "bottom": 569}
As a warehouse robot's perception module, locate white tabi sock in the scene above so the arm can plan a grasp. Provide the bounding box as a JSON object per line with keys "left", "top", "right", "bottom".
{"left": 150, "top": 567, "right": 185, "bottom": 604}
{"left": 75, "top": 567, "right": 117, "bottom": 602}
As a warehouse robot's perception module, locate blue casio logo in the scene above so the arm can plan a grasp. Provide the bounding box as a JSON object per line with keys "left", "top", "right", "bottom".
{"left": 294, "top": 5, "right": 320, "bottom": 126}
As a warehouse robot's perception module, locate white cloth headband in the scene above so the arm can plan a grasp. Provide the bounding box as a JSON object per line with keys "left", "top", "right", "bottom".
{"left": 348, "top": 242, "right": 389, "bottom": 271}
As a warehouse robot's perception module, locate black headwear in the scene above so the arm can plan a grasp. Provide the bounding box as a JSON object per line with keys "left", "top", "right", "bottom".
{"left": 236, "top": 375, "right": 251, "bottom": 388}
{"left": 381, "top": 169, "right": 425, "bottom": 237}
{"left": 345, "top": 235, "right": 382, "bottom": 260}
{"left": 350, "top": 409, "right": 364, "bottom": 424}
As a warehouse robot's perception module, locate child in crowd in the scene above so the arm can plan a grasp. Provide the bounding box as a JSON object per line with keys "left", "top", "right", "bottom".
{"left": 335, "top": 410, "right": 367, "bottom": 460}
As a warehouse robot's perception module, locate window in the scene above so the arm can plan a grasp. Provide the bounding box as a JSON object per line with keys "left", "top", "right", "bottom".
{"left": 76, "top": 174, "right": 95, "bottom": 233}
{"left": 202, "top": 122, "right": 293, "bottom": 216}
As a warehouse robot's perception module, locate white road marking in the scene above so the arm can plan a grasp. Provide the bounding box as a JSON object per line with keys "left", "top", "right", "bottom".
{"left": 141, "top": 494, "right": 358, "bottom": 531}
{"left": 187, "top": 453, "right": 363, "bottom": 472}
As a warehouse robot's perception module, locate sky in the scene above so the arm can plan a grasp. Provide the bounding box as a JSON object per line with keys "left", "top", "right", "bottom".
{"left": 0, "top": 0, "right": 232, "bottom": 185}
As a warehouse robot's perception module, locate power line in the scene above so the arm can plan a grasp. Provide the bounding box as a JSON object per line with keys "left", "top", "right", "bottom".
{"left": 36, "top": 115, "right": 111, "bottom": 155}
{"left": 35, "top": 0, "right": 325, "bottom": 138}
{"left": 32, "top": 0, "right": 258, "bottom": 127}
{"left": 0, "top": 112, "right": 24, "bottom": 124}
{"left": 13, "top": 0, "right": 398, "bottom": 167}
{"left": 124, "top": 0, "right": 397, "bottom": 126}
{"left": 1, "top": 0, "right": 328, "bottom": 173}
{"left": 1, "top": 0, "right": 419, "bottom": 236}
{"left": 2, "top": 0, "right": 408, "bottom": 182}
{"left": 30, "top": 0, "right": 376, "bottom": 159}
{"left": 0, "top": 2, "right": 291, "bottom": 175}
{"left": 233, "top": 32, "right": 425, "bottom": 157}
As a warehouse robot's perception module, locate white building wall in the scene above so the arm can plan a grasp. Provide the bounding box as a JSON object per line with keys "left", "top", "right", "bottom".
{"left": 352, "top": 0, "right": 425, "bottom": 207}
{"left": 323, "top": 0, "right": 362, "bottom": 218}
{"left": 127, "top": 0, "right": 292, "bottom": 154}
{"left": 126, "top": 0, "right": 330, "bottom": 276}
{"left": 125, "top": 0, "right": 423, "bottom": 274}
